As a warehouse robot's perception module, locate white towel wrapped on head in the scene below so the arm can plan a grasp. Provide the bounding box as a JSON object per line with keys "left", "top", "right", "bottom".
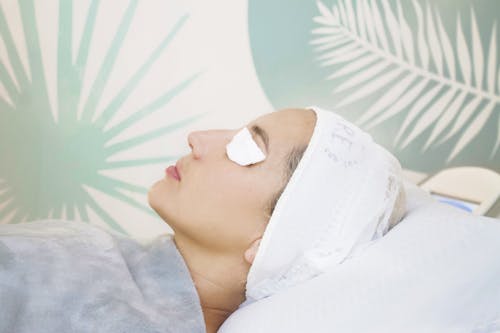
{"left": 244, "top": 105, "right": 404, "bottom": 304}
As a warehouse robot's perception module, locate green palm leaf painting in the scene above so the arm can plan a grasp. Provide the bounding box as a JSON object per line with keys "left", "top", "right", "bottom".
{"left": 0, "top": 0, "right": 205, "bottom": 234}
{"left": 311, "top": 0, "right": 499, "bottom": 162}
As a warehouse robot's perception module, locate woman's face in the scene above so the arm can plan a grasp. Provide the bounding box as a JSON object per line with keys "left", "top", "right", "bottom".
{"left": 148, "top": 108, "right": 316, "bottom": 253}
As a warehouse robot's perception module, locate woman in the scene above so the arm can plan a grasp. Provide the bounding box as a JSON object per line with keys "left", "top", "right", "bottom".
{"left": 148, "top": 106, "right": 319, "bottom": 332}
{"left": 149, "top": 105, "right": 406, "bottom": 332}
{"left": 0, "top": 106, "right": 406, "bottom": 333}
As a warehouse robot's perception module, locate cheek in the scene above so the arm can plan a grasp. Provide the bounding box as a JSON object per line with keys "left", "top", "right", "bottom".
{"left": 204, "top": 167, "right": 256, "bottom": 207}
{"left": 191, "top": 164, "right": 270, "bottom": 217}
{"left": 201, "top": 182, "right": 269, "bottom": 249}
{"left": 176, "top": 162, "right": 282, "bottom": 250}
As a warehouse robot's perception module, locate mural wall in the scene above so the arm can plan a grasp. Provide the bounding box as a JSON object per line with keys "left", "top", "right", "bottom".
{"left": 0, "top": 0, "right": 498, "bottom": 240}
{"left": 249, "top": 0, "right": 500, "bottom": 173}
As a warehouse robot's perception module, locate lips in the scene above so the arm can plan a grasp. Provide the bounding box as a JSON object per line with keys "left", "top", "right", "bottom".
{"left": 165, "top": 164, "right": 181, "bottom": 181}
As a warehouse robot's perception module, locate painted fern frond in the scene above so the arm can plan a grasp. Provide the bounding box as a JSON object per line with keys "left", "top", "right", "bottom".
{"left": 311, "top": 0, "right": 499, "bottom": 161}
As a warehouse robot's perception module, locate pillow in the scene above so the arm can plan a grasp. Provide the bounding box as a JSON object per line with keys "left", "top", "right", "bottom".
{"left": 218, "top": 181, "right": 500, "bottom": 332}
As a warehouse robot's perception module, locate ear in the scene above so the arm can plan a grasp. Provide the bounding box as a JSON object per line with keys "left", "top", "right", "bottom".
{"left": 244, "top": 238, "right": 262, "bottom": 265}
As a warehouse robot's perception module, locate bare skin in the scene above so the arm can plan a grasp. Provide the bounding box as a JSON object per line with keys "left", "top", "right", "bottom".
{"left": 148, "top": 108, "right": 316, "bottom": 332}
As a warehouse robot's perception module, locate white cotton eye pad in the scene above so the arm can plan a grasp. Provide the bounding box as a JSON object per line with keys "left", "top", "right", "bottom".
{"left": 226, "top": 127, "right": 266, "bottom": 166}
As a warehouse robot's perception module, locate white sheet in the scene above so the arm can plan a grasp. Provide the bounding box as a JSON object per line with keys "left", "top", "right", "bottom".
{"left": 219, "top": 182, "right": 500, "bottom": 333}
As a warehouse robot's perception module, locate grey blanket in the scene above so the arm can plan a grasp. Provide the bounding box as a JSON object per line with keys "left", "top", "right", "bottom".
{"left": 0, "top": 219, "right": 206, "bottom": 333}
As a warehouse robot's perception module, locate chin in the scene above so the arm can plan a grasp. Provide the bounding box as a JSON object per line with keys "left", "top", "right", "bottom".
{"left": 147, "top": 182, "right": 177, "bottom": 226}
{"left": 147, "top": 180, "right": 164, "bottom": 212}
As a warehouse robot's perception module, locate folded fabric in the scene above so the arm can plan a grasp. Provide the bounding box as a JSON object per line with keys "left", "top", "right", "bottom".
{"left": 0, "top": 220, "right": 205, "bottom": 333}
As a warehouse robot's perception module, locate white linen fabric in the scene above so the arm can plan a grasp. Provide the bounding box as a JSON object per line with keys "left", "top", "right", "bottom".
{"left": 244, "top": 105, "right": 404, "bottom": 304}
{"left": 220, "top": 181, "right": 500, "bottom": 333}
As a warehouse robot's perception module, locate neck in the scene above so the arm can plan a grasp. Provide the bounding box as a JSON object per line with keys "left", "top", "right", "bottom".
{"left": 173, "top": 234, "right": 248, "bottom": 333}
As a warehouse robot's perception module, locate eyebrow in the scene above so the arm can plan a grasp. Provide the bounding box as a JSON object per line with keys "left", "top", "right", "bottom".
{"left": 250, "top": 124, "right": 269, "bottom": 153}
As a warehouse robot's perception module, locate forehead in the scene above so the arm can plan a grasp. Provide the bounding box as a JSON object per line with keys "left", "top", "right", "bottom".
{"left": 249, "top": 108, "right": 316, "bottom": 149}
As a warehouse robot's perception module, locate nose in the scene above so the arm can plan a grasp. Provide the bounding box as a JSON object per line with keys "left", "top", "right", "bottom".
{"left": 187, "top": 131, "right": 203, "bottom": 159}
{"left": 187, "top": 129, "right": 236, "bottom": 160}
